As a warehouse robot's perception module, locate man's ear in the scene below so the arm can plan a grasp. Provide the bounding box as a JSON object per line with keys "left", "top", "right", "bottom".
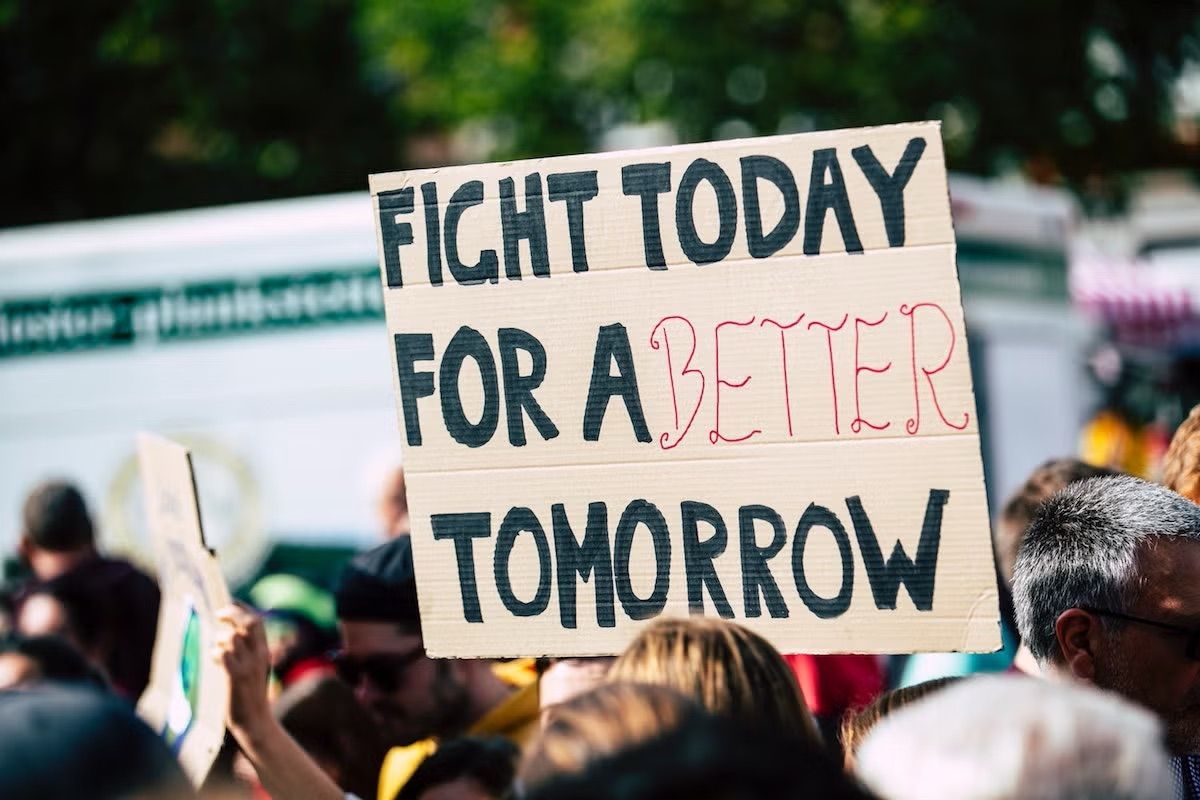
{"left": 17, "top": 534, "right": 33, "bottom": 562}
{"left": 1055, "top": 608, "right": 1101, "bottom": 682}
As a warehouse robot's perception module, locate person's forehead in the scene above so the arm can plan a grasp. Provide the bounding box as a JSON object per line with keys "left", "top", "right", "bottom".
{"left": 339, "top": 619, "right": 422, "bottom": 652}
{"left": 0, "top": 653, "right": 39, "bottom": 690}
{"left": 1136, "top": 538, "right": 1200, "bottom": 616}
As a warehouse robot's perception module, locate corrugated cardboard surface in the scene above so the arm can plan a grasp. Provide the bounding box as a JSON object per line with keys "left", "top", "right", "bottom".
{"left": 371, "top": 121, "right": 1000, "bottom": 657}
{"left": 135, "top": 433, "right": 232, "bottom": 787}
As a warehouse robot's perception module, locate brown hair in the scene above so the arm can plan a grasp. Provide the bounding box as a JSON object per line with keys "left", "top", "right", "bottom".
{"left": 275, "top": 675, "right": 388, "bottom": 800}
{"left": 995, "top": 458, "right": 1120, "bottom": 582}
{"left": 839, "top": 676, "right": 959, "bottom": 763}
{"left": 1164, "top": 405, "right": 1200, "bottom": 504}
{"left": 519, "top": 682, "right": 700, "bottom": 789}
{"left": 21, "top": 480, "right": 94, "bottom": 552}
{"left": 608, "top": 617, "right": 819, "bottom": 744}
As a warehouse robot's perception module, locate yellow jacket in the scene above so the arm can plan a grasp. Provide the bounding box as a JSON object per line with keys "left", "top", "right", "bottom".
{"left": 376, "top": 660, "right": 539, "bottom": 800}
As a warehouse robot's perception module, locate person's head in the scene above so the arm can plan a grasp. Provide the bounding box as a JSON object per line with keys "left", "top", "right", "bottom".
{"left": 0, "top": 634, "right": 107, "bottom": 691}
{"left": 839, "top": 677, "right": 959, "bottom": 769}
{"left": 855, "top": 675, "right": 1173, "bottom": 800}
{"left": 520, "top": 682, "right": 701, "bottom": 789}
{"left": 1164, "top": 404, "right": 1200, "bottom": 504}
{"left": 526, "top": 711, "right": 874, "bottom": 800}
{"left": 609, "top": 616, "right": 819, "bottom": 744}
{"left": 18, "top": 481, "right": 95, "bottom": 575}
{"left": 379, "top": 466, "right": 410, "bottom": 538}
{"left": 274, "top": 675, "right": 388, "bottom": 800}
{"left": 1012, "top": 474, "right": 1200, "bottom": 753}
{"left": 16, "top": 586, "right": 109, "bottom": 674}
{"left": 536, "top": 657, "right": 614, "bottom": 715}
{"left": 334, "top": 535, "right": 498, "bottom": 746}
{"left": 995, "top": 458, "right": 1120, "bottom": 584}
{"left": 0, "top": 685, "right": 193, "bottom": 798}
{"left": 396, "top": 737, "right": 518, "bottom": 800}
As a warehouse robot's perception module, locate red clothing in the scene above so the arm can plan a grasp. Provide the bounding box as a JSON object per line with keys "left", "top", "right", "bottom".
{"left": 785, "top": 654, "right": 885, "bottom": 717}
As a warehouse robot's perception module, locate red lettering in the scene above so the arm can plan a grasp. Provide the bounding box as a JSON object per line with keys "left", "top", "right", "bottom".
{"left": 806, "top": 314, "right": 849, "bottom": 435}
{"left": 650, "top": 316, "right": 705, "bottom": 449}
{"left": 901, "top": 302, "right": 970, "bottom": 434}
{"left": 851, "top": 313, "right": 892, "bottom": 433}
{"left": 709, "top": 317, "right": 761, "bottom": 444}
{"left": 759, "top": 315, "right": 805, "bottom": 436}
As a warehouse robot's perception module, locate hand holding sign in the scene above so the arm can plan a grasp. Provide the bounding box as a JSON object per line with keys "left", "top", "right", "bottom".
{"left": 214, "top": 604, "right": 346, "bottom": 800}
{"left": 213, "top": 606, "right": 272, "bottom": 735}
{"left": 371, "top": 122, "right": 999, "bottom": 658}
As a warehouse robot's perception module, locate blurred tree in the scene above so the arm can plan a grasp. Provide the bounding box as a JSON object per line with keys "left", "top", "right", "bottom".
{"left": 2, "top": 0, "right": 1197, "bottom": 225}
{"left": 0, "top": 0, "right": 397, "bottom": 226}
{"left": 364, "top": 0, "right": 1198, "bottom": 179}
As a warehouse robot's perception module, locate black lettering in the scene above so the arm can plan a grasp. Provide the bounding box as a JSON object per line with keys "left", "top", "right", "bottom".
{"left": 583, "top": 324, "right": 650, "bottom": 443}
{"left": 738, "top": 504, "right": 789, "bottom": 619}
{"left": 552, "top": 502, "right": 615, "bottom": 629}
{"left": 421, "top": 182, "right": 444, "bottom": 286}
{"left": 445, "top": 180, "right": 499, "bottom": 285}
{"left": 613, "top": 499, "right": 671, "bottom": 620}
{"left": 499, "top": 173, "right": 550, "bottom": 280}
{"left": 740, "top": 155, "right": 800, "bottom": 258}
{"left": 547, "top": 171, "right": 599, "bottom": 273}
{"left": 803, "top": 148, "right": 863, "bottom": 256}
{"left": 494, "top": 507, "right": 552, "bottom": 617}
{"left": 498, "top": 327, "right": 559, "bottom": 447}
{"left": 439, "top": 326, "right": 500, "bottom": 448}
{"left": 846, "top": 489, "right": 947, "bottom": 611}
{"left": 432, "top": 512, "right": 491, "bottom": 623}
{"left": 378, "top": 188, "right": 414, "bottom": 288}
{"left": 681, "top": 501, "right": 733, "bottom": 617}
{"left": 621, "top": 162, "right": 672, "bottom": 270}
{"left": 676, "top": 158, "right": 737, "bottom": 265}
{"left": 851, "top": 137, "right": 927, "bottom": 248}
{"left": 792, "top": 503, "right": 854, "bottom": 619}
{"left": 393, "top": 333, "right": 436, "bottom": 446}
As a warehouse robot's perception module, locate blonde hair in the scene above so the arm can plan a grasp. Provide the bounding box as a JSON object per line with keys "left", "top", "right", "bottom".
{"left": 519, "top": 681, "right": 699, "bottom": 789}
{"left": 1164, "top": 405, "right": 1200, "bottom": 503}
{"left": 839, "top": 677, "right": 958, "bottom": 764}
{"left": 609, "top": 616, "right": 819, "bottom": 743}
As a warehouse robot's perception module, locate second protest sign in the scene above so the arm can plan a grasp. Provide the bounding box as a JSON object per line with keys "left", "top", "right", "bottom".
{"left": 370, "top": 121, "right": 999, "bottom": 657}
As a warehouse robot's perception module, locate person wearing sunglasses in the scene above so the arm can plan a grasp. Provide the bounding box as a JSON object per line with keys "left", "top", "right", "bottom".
{"left": 1012, "top": 475, "right": 1200, "bottom": 800}
{"left": 218, "top": 534, "right": 538, "bottom": 800}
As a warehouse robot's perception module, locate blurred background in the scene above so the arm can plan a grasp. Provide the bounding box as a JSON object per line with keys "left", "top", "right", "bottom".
{"left": 2, "top": 0, "right": 1199, "bottom": 592}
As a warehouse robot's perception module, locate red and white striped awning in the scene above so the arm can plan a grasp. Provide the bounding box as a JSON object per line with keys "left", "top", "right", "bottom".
{"left": 1070, "top": 249, "right": 1200, "bottom": 348}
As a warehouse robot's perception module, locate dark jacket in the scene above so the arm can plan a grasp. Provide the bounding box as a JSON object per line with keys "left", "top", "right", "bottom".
{"left": 25, "top": 556, "right": 160, "bottom": 700}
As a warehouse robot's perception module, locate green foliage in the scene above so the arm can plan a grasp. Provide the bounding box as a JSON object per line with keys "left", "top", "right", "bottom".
{"left": 0, "top": 0, "right": 396, "bottom": 225}
{"left": 2, "top": 0, "right": 1197, "bottom": 225}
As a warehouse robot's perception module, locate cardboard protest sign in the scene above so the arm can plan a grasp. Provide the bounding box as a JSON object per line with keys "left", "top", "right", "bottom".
{"left": 370, "top": 121, "right": 999, "bottom": 657}
{"left": 135, "top": 433, "right": 232, "bottom": 787}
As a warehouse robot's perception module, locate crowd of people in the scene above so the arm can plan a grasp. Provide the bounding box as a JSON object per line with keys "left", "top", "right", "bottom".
{"left": 4, "top": 403, "right": 1200, "bottom": 799}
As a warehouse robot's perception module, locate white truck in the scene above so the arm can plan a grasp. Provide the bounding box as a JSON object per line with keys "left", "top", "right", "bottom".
{"left": 1, "top": 193, "right": 398, "bottom": 584}
{"left": 0, "top": 178, "right": 1096, "bottom": 585}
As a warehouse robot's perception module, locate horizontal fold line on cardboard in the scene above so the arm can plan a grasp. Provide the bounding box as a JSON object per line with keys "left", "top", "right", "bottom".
{"left": 403, "top": 429, "right": 981, "bottom": 477}
{"left": 378, "top": 241, "right": 959, "bottom": 294}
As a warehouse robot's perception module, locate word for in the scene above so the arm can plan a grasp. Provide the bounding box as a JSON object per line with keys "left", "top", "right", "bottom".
{"left": 377, "top": 138, "right": 927, "bottom": 287}
{"left": 432, "top": 489, "right": 948, "bottom": 627}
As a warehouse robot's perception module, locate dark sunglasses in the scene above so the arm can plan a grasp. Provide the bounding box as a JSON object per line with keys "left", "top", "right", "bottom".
{"left": 330, "top": 648, "right": 425, "bottom": 693}
{"left": 1081, "top": 606, "right": 1200, "bottom": 660}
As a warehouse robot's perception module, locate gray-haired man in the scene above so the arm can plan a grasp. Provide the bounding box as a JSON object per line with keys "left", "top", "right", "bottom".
{"left": 1012, "top": 475, "right": 1200, "bottom": 799}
